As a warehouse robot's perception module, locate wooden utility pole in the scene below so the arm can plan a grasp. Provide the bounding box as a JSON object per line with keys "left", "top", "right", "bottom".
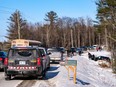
{"left": 17, "top": 10, "right": 21, "bottom": 39}
{"left": 71, "top": 28, "right": 74, "bottom": 47}
{"left": 78, "top": 28, "right": 80, "bottom": 47}
{"left": 63, "top": 33, "right": 66, "bottom": 47}
{"left": 74, "top": 27, "right": 77, "bottom": 47}
{"left": 46, "top": 25, "right": 49, "bottom": 47}
{"left": 98, "top": 33, "right": 101, "bottom": 46}
{"left": 105, "top": 25, "right": 108, "bottom": 49}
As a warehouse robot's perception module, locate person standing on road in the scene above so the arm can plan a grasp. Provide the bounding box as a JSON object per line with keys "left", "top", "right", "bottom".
{"left": 67, "top": 49, "right": 71, "bottom": 57}
{"left": 61, "top": 51, "right": 64, "bottom": 61}
{"left": 79, "top": 50, "right": 82, "bottom": 56}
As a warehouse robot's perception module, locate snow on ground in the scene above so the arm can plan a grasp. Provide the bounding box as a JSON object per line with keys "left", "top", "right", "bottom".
{"left": 51, "top": 51, "right": 116, "bottom": 87}
{"left": 76, "top": 51, "right": 116, "bottom": 87}
{"left": 34, "top": 50, "right": 116, "bottom": 87}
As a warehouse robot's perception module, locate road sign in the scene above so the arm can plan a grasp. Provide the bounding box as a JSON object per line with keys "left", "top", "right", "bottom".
{"left": 60, "top": 59, "right": 77, "bottom": 84}
{"left": 65, "top": 60, "right": 77, "bottom": 66}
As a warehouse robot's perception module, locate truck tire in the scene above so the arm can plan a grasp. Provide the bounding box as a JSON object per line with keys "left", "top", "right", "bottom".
{"left": 5, "top": 75, "right": 11, "bottom": 80}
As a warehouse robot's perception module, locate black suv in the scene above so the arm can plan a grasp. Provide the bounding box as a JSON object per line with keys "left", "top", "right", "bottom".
{"left": 0, "top": 51, "right": 7, "bottom": 70}
{"left": 4, "top": 46, "right": 50, "bottom": 80}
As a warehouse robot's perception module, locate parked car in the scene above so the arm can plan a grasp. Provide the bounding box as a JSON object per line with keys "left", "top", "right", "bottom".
{"left": 87, "top": 46, "right": 94, "bottom": 50}
{"left": 58, "top": 47, "right": 65, "bottom": 53}
{"left": 93, "top": 45, "right": 98, "bottom": 50}
{"left": 47, "top": 48, "right": 62, "bottom": 62}
{"left": 76, "top": 48, "right": 83, "bottom": 53}
{"left": 70, "top": 47, "right": 77, "bottom": 56}
{"left": 80, "top": 46, "right": 87, "bottom": 51}
{"left": 0, "top": 51, "right": 7, "bottom": 70}
{"left": 88, "top": 52, "right": 111, "bottom": 63}
{"left": 95, "top": 56, "right": 111, "bottom": 62}
{"left": 4, "top": 46, "right": 50, "bottom": 80}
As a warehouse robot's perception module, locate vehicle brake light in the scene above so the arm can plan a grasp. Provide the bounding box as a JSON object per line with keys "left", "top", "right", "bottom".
{"left": 4, "top": 58, "right": 8, "bottom": 65}
{"left": 37, "top": 58, "right": 41, "bottom": 65}
{"left": 0, "top": 58, "right": 2, "bottom": 61}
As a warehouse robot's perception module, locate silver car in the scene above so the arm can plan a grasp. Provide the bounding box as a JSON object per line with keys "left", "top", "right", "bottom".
{"left": 47, "top": 48, "right": 62, "bottom": 62}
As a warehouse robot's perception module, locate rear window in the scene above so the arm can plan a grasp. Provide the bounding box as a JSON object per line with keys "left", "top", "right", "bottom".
{"left": 18, "top": 50, "right": 32, "bottom": 57}
{"left": 8, "top": 49, "right": 37, "bottom": 58}
{"left": 48, "top": 49, "right": 60, "bottom": 53}
{"left": 71, "top": 48, "right": 76, "bottom": 52}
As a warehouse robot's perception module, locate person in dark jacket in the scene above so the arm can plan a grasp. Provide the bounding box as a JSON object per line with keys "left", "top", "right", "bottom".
{"left": 60, "top": 51, "right": 64, "bottom": 61}
{"left": 79, "top": 50, "right": 82, "bottom": 56}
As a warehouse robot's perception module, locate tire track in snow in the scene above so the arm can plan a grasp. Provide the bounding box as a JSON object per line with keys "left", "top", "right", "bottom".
{"left": 32, "top": 80, "right": 56, "bottom": 87}
{"left": 16, "top": 64, "right": 58, "bottom": 87}
{"left": 16, "top": 80, "right": 36, "bottom": 87}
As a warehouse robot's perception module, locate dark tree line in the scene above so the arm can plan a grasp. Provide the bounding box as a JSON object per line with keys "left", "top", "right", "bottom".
{"left": 6, "top": 10, "right": 98, "bottom": 49}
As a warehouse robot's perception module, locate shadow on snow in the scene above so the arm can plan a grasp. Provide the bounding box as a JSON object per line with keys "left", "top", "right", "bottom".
{"left": 70, "top": 77, "right": 90, "bottom": 85}
{"left": 48, "top": 66, "right": 59, "bottom": 71}
{"left": 76, "top": 78, "right": 90, "bottom": 85}
{"left": 45, "top": 66, "right": 60, "bottom": 80}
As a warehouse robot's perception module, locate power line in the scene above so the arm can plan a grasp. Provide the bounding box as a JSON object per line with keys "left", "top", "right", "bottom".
{"left": 0, "top": 6, "right": 39, "bottom": 23}
{"left": 0, "top": 10, "right": 12, "bottom": 14}
{"left": 0, "top": 5, "right": 15, "bottom": 11}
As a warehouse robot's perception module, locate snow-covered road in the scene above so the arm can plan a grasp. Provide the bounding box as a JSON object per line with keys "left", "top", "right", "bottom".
{"left": 0, "top": 71, "right": 22, "bottom": 87}
{"left": 0, "top": 64, "right": 59, "bottom": 87}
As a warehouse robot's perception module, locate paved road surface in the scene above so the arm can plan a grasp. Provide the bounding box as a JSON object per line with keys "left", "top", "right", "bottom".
{"left": 0, "top": 63, "right": 59, "bottom": 87}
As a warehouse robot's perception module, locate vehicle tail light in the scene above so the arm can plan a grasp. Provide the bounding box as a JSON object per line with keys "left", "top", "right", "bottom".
{"left": 37, "top": 58, "right": 41, "bottom": 66}
{"left": 4, "top": 58, "right": 8, "bottom": 65}
{"left": 0, "top": 58, "right": 2, "bottom": 61}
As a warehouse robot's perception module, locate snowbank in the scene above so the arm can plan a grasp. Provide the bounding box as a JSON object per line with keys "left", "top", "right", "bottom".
{"left": 33, "top": 50, "right": 116, "bottom": 87}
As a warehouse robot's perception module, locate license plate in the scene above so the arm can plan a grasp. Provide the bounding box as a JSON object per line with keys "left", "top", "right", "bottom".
{"left": 19, "top": 61, "right": 26, "bottom": 65}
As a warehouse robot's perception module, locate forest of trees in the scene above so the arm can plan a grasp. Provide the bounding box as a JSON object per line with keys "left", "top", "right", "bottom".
{"left": 5, "top": 0, "right": 116, "bottom": 72}
{"left": 6, "top": 10, "right": 99, "bottom": 49}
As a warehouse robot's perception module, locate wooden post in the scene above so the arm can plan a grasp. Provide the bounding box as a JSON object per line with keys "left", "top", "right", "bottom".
{"left": 73, "top": 66, "right": 77, "bottom": 84}
{"left": 68, "top": 67, "right": 70, "bottom": 80}
{"left": 60, "top": 60, "right": 77, "bottom": 84}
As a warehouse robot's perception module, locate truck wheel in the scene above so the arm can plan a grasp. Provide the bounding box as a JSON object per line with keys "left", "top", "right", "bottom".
{"left": 36, "top": 67, "right": 44, "bottom": 80}
{"left": 37, "top": 75, "right": 43, "bottom": 80}
{"left": 42, "top": 70, "right": 46, "bottom": 77}
{"left": 5, "top": 75, "right": 11, "bottom": 80}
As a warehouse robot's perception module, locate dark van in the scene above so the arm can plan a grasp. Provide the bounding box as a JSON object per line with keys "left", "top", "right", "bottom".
{"left": 4, "top": 46, "right": 50, "bottom": 80}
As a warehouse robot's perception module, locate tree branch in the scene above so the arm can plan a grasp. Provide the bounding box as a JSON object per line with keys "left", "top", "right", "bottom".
{"left": 107, "top": 36, "right": 116, "bottom": 42}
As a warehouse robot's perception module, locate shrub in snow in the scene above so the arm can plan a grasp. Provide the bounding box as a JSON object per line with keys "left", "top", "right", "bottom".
{"left": 112, "top": 58, "right": 116, "bottom": 73}
{"left": 98, "top": 60, "right": 111, "bottom": 68}
{"left": 111, "top": 49, "right": 116, "bottom": 73}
